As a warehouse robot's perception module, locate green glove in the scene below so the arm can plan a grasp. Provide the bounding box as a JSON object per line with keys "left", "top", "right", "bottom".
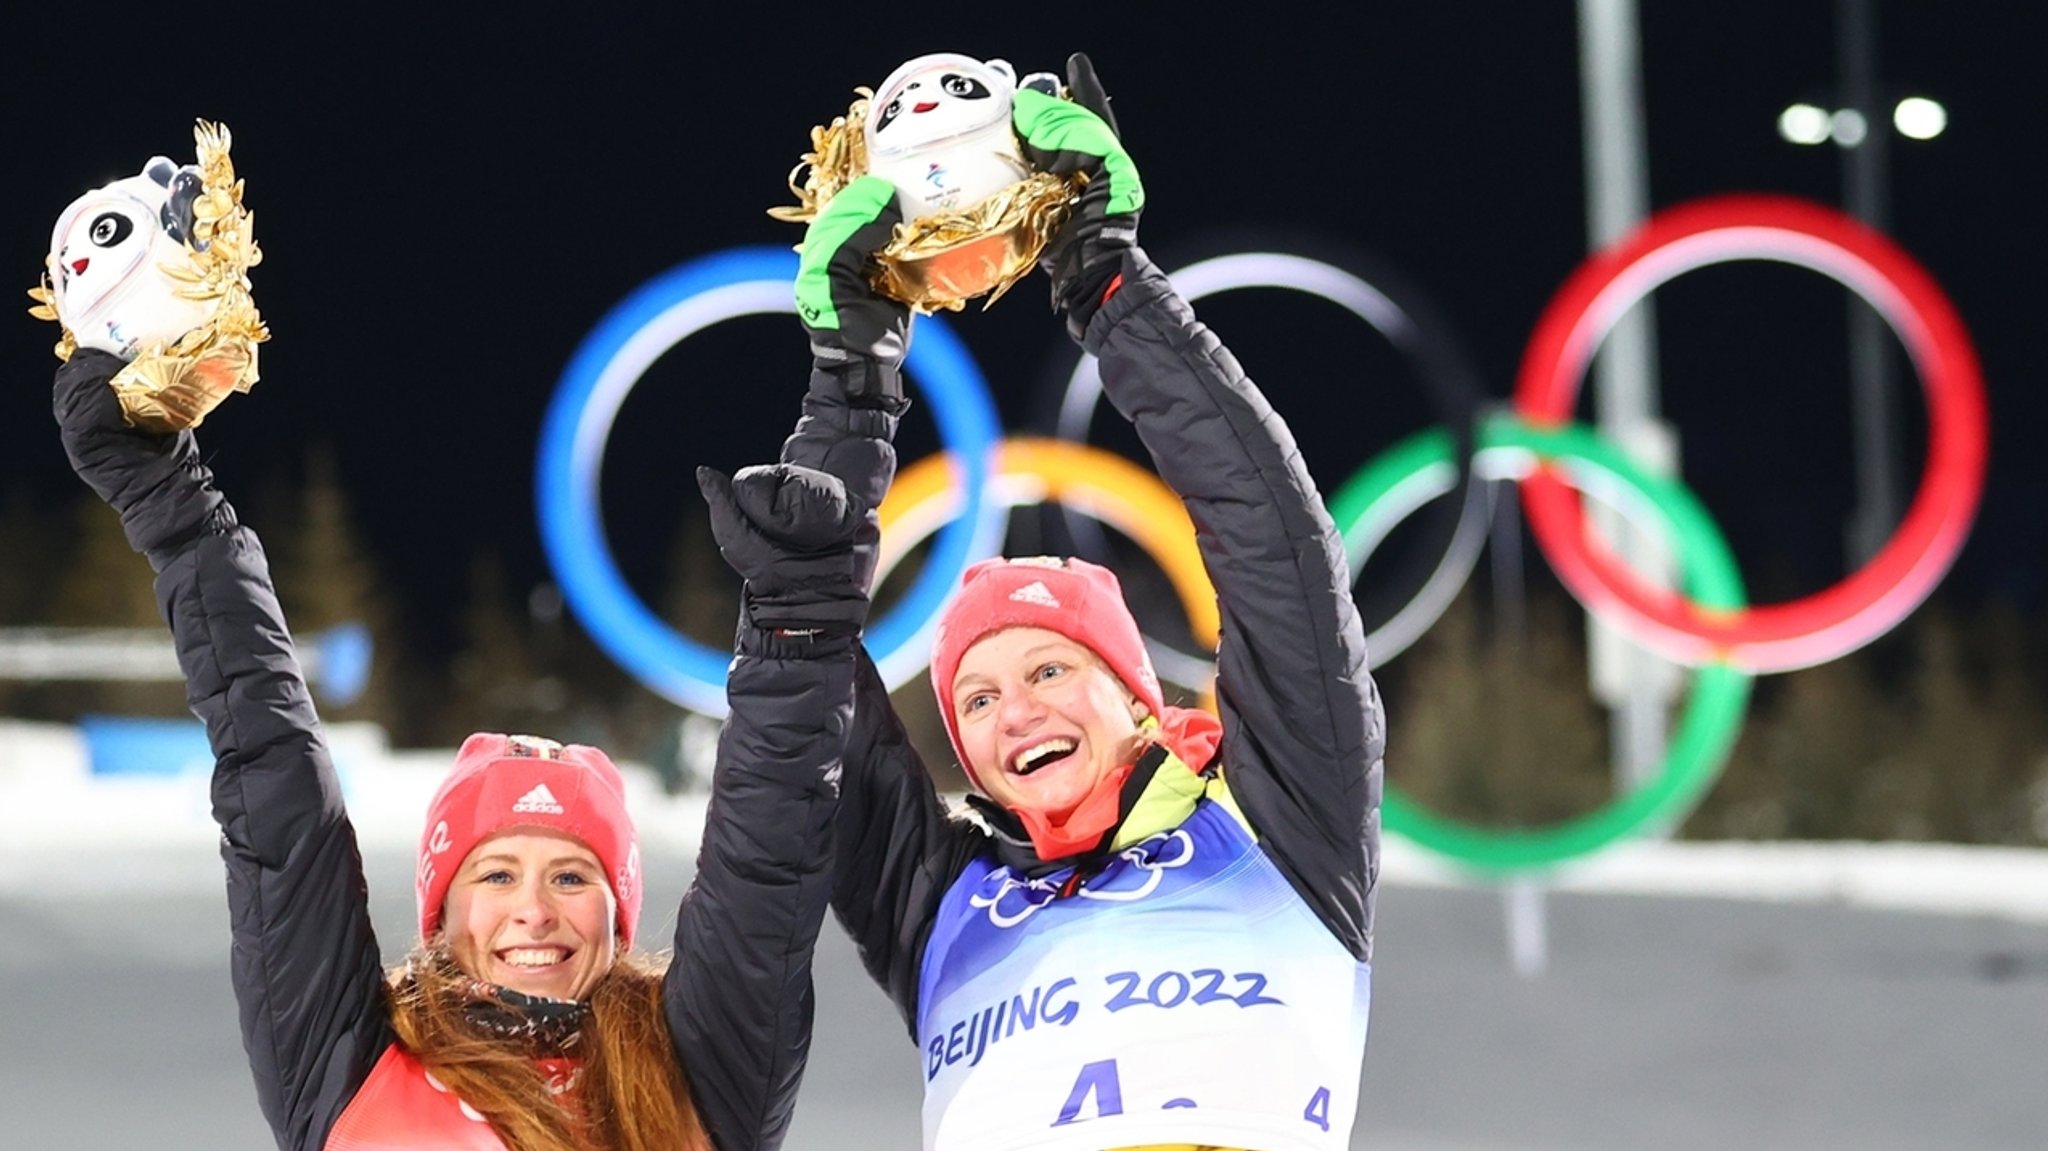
{"left": 795, "top": 173, "right": 912, "bottom": 401}
{"left": 1013, "top": 53, "right": 1144, "bottom": 334}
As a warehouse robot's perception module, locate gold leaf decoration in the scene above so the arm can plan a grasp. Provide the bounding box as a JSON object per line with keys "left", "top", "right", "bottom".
{"left": 871, "top": 171, "right": 1078, "bottom": 313}
{"left": 25, "top": 281, "right": 57, "bottom": 322}
{"left": 767, "top": 91, "right": 875, "bottom": 226}
{"left": 109, "top": 119, "right": 268, "bottom": 431}
{"left": 26, "top": 120, "right": 270, "bottom": 428}
{"left": 769, "top": 91, "right": 1080, "bottom": 313}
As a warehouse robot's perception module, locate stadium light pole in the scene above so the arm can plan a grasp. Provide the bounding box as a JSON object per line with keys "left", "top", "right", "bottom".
{"left": 1779, "top": 0, "right": 1949, "bottom": 565}
{"left": 1578, "top": 0, "right": 1679, "bottom": 802}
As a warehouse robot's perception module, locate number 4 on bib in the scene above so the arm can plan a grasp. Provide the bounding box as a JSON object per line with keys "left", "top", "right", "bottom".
{"left": 1051, "top": 1059, "right": 1125, "bottom": 1126}
{"left": 1303, "top": 1086, "right": 1332, "bottom": 1132}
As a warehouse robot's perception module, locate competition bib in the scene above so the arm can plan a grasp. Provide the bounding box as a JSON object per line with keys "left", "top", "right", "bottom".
{"left": 917, "top": 800, "right": 1370, "bottom": 1151}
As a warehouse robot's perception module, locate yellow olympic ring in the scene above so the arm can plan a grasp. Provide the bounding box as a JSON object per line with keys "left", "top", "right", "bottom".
{"left": 879, "top": 438, "right": 1220, "bottom": 693}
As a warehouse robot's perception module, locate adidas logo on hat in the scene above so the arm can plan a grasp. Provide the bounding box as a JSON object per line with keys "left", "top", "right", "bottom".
{"left": 512, "top": 783, "right": 565, "bottom": 814}
{"left": 1008, "top": 581, "right": 1062, "bottom": 608}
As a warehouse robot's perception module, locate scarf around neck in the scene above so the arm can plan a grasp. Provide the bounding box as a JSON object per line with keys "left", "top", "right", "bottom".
{"left": 452, "top": 973, "right": 590, "bottom": 1054}
{"left": 968, "top": 704, "right": 1225, "bottom": 867}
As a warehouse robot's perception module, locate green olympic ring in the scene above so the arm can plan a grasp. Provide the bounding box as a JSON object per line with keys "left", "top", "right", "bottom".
{"left": 1328, "top": 414, "right": 1754, "bottom": 873}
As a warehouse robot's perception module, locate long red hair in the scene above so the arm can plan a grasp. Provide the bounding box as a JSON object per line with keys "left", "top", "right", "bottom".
{"left": 385, "top": 946, "right": 709, "bottom": 1151}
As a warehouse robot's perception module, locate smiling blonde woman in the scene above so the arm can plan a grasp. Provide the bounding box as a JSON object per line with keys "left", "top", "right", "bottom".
{"left": 774, "top": 51, "right": 1386, "bottom": 1151}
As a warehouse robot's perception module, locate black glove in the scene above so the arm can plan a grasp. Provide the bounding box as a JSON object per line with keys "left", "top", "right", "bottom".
{"left": 782, "top": 358, "right": 902, "bottom": 484}
{"left": 794, "top": 173, "right": 913, "bottom": 409}
{"left": 1014, "top": 53, "right": 1145, "bottom": 338}
{"left": 696, "top": 463, "right": 877, "bottom": 640}
{"left": 777, "top": 371, "right": 901, "bottom": 581}
{"left": 53, "top": 348, "right": 234, "bottom": 565}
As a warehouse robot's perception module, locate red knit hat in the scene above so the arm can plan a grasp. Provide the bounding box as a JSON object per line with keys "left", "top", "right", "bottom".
{"left": 415, "top": 733, "right": 643, "bottom": 949}
{"left": 930, "top": 556, "right": 1164, "bottom": 790}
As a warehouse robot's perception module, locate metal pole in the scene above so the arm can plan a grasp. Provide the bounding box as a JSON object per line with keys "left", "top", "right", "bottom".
{"left": 1839, "top": 0, "right": 1901, "bottom": 564}
{"left": 1577, "top": 0, "right": 1678, "bottom": 792}
{"left": 1505, "top": 879, "right": 1551, "bottom": 978}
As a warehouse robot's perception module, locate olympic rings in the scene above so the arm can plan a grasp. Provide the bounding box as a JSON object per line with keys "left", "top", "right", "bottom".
{"left": 1046, "top": 247, "right": 1494, "bottom": 668}
{"left": 1327, "top": 425, "right": 1492, "bottom": 663}
{"left": 1515, "top": 194, "right": 1989, "bottom": 672}
{"left": 535, "top": 246, "right": 1004, "bottom": 716}
{"left": 539, "top": 196, "right": 1981, "bottom": 868}
{"left": 1342, "top": 414, "right": 1755, "bottom": 871}
{"left": 877, "top": 438, "right": 1220, "bottom": 693}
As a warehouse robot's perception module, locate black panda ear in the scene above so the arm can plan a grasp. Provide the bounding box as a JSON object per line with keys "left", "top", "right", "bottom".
{"left": 144, "top": 156, "right": 177, "bottom": 186}
{"left": 161, "top": 166, "right": 205, "bottom": 248}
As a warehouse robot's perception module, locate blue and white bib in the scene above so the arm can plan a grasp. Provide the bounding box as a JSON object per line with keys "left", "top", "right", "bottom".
{"left": 916, "top": 791, "right": 1370, "bottom": 1151}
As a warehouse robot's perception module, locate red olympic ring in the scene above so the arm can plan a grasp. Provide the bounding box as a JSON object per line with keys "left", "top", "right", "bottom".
{"left": 1514, "top": 194, "right": 1988, "bottom": 672}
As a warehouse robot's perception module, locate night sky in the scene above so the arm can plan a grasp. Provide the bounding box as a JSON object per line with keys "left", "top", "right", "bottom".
{"left": 5, "top": 5, "right": 2042, "bottom": 673}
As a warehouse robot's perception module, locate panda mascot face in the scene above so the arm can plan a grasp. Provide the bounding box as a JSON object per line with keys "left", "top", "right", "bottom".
{"left": 863, "top": 53, "right": 1030, "bottom": 220}
{"left": 47, "top": 157, "right": 216, "bottom": 358}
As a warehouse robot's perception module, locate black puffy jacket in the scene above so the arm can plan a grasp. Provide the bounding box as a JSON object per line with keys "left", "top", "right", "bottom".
{"left": 811, "top": 249, "right": 1387, "bottom": 1035}
{"left": 58, "top": 345, "right": 853, "bottom": 1151}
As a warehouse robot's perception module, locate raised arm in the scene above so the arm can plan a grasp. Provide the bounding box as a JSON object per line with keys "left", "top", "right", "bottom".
{"left": 665, "top": 456, "right": 879, "bottom": 1151}
{"left": 54, "top": 351, "right": 388, "bottom": 1150}
{"left": 1086, "top": 254, "right": 1384, "bottom": 957}
{"left": 777, "top": 176, "right": 983, "bottom": 1032}
{"left": 1020, "top": 55, "right": 1384, "bottom": 960}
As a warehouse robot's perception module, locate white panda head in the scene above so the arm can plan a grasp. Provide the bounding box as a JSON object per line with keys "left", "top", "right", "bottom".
{"left": 47, "top": 157, "right": 216, "bottom": 358}
{"left": 864, "top": 53, "right": 1017, "bottom": 156}
{"left": 861, "top": 53, "right": 1030, "bottom": 221}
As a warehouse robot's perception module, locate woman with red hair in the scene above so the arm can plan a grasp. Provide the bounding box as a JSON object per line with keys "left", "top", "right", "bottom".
{"left": 45, "top": 142, "right": 883, "bottom": 1151}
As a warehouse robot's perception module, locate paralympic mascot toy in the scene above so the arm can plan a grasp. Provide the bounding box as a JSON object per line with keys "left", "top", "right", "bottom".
{"left": 771, "top": 52, "right": 1131, "bottom": 313}
{"left": 28, "top": 119, "right": 266, "bottom": 432}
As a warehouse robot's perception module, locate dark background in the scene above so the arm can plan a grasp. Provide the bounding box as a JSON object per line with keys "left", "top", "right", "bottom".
{"left": 4, "top": 4, "right": 2041, "bottom": 679}
{"left": 7, "top": 14, "right": 2045, "bottom": 1149}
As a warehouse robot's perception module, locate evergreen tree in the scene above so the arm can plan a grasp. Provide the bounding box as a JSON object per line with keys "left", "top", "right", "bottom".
{"left": 438, "top": 549, "right": 554, "bottom": 744}
{"left": 1388, "top": 584, "right": 1610, "bottom": 828}
{"left": 0, "top": 489, "right": 56, "bottom": 715}
{"left": 665, "top": 505, "right": 737, "bottom": 649}
{"left": 0, "top": 488, "right": 53, "bottom": 625}
{"left": 268, "top": 444, "right": 406, "bottom": 734}
{"left": 629, "top": 510, "right": 739, "bottom": 792}
{"left": 1893, "top": 601, "right": 2047, "bottom": 844}
{"left": 36, "top": 491, "right": 186, "bottom": 717}
{"left": 1685, "top": 640, "right": 1902, "bottom": 840}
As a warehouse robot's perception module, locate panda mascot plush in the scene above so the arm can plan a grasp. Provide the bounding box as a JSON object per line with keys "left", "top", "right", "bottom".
{"left": 862, "top": 53, "right": 1034, "bottom": 222}
{"left": 30, "top": 120, "right": 266, "bottom": 432}
{"left": 771, "top": 53, "right": 1083, "bottom": 311}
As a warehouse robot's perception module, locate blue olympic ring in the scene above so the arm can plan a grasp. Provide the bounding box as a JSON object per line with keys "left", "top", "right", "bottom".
{"left": 536, "top": 246, "right": 1004, "bottom": 716}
